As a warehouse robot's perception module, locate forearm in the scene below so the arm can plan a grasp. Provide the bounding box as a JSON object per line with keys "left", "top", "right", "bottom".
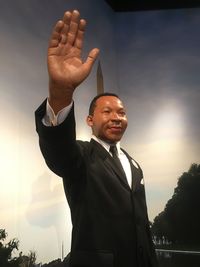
{"left": 35, "top": 99, "right": 77, "bottom": 177}
{"left": 43, "top": 99, "right": 73, "bottom": 126}
{"left": 48, "top": 80, "right": 74, "bottom": 115}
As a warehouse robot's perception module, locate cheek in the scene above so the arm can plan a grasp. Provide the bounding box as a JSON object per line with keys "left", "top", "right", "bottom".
{"left": 93, "top": 121, "right": 105, "bottom": 133}
{"left": 96, "top": 118, "right": 108, "bottom": 128}
{"left": 123, "top": 119, "right": 128, "bottom": 129}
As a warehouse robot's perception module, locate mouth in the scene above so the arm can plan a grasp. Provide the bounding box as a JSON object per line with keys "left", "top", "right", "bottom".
{"left": 109, "top": 126, "right": 123, "bottom": 133}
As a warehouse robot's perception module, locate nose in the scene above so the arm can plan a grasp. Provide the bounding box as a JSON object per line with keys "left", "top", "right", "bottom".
{"left": 111, "top": 112, "right": 121, "bottom": 122}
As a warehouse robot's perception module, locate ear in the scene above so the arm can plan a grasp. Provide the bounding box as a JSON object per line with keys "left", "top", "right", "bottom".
{"left": 86, "top": 115, "right": 93, "bottom": 127}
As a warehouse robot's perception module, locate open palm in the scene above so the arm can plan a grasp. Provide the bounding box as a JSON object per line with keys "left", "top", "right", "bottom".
{"left": 48, "top": 10, "right": 99, "bottom": 92}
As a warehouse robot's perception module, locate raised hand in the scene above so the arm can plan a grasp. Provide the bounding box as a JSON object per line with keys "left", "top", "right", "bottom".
{"left": 48, "top": 10, "right": 99, "bottom": 113}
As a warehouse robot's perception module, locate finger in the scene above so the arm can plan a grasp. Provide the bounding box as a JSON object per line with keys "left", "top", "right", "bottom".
{"left": 49, "top": 20, "right": 64, "bottom": 48}
{"left": 67, "top": 10, "right": 80, "bottom": 46}
{"left": 63, "top": 10, "right": 72, "bottom": 25}
{"left": 60, "top": 11, "right": 72, "bottom": 44}
{"left": 74, "top": 19, "right": 86, "bottom": 50}
{"left": 84, "top": 48, "right": 100, "bottom": 72}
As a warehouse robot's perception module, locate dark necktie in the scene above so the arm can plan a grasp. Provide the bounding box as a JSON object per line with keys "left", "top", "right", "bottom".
{"left": 109, "top": 145, "right": 127, "bottom": 180}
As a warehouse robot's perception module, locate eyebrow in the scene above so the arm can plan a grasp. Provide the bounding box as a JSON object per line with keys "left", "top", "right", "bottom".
{"left": 101, "top": 106, "right": 126, "bottom": 111}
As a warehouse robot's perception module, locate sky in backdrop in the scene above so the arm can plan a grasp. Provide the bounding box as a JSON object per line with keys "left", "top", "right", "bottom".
{"left": 116, "top": 8, "right": 200, "bottom": 221}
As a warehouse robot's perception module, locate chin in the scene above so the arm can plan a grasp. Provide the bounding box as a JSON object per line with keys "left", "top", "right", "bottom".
{"left": 98, "top": 134, "right": 122, "bottom": 144}
{"left": 107, "top": 136, "right": 122, "bottom": 144}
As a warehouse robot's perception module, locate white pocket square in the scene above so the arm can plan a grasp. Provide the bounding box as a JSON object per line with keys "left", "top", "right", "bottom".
{"left": 131, "top": 159, "right": 139, "bottom": 169}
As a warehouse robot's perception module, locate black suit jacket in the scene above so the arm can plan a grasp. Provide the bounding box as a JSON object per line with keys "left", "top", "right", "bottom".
{"left": 35, "top": 100, "right": 158, "bottom": 267}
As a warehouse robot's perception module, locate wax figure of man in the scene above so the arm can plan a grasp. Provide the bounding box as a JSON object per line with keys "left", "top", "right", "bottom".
{"left": 35, "top": 10, "right": 158, "bottom": 267}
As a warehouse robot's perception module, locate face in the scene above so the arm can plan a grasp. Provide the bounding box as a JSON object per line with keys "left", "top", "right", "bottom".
{"left": 87, "top": 96, "right": 128, "bottom": 144}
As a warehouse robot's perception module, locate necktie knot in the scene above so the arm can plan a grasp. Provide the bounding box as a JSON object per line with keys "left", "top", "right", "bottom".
{"left": 109, "top": 145, "right": 118, "bottom": 158}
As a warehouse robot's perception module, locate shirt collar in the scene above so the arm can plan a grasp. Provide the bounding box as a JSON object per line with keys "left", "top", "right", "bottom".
{"left": 91, "top": 135, "right": 121, "bottom": 155}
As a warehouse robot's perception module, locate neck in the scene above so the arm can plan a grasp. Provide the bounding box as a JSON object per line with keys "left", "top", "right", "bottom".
{"left": 92, "top": 134, "right": 120, "bottom": 147}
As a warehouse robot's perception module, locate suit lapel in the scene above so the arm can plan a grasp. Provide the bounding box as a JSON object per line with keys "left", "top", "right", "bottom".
{"left": 104, "top": 157, "right": 130, "bottom": 189}
{"left": 89, "top": 139, "right": 130, "bottom": 190}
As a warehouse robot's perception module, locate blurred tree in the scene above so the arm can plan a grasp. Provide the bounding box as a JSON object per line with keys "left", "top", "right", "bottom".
{"left": 0, "top": 229, "right": 37, "bottom": 267}
{"left": 18, "top": 251, "right": 37, "bottom": 267}
{"left": 0, "top": 229, "right": 19, "bottom": 266}
{"left": 152, "top": 163, "right": 200, "bottom": 247}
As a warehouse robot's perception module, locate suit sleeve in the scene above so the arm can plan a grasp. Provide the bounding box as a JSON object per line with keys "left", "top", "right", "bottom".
{"left": 35, "top": 99, "right": 82, "bottom": 178}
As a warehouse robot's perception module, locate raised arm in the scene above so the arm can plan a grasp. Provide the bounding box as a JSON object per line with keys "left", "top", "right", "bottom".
{"left": 48, "top": 10, "right": 99, "bottom": 114}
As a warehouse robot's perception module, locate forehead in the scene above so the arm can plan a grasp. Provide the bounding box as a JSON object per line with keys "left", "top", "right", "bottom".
{"left": 95, "top": 96, "right": 124, "bottom": 109}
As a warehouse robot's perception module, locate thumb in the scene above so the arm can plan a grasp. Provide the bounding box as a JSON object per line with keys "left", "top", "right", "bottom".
{"left": 84, "top": 48, "right": 100, "bottom": 72}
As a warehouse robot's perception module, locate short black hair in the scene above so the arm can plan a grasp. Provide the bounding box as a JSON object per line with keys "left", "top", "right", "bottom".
{"left": 88, "top": 92, "right": 119, "bottom": 115}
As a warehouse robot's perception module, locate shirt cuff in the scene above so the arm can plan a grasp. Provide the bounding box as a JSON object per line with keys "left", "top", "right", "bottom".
{"left": 42, "top": 99, "right": 73, "bottom": 126}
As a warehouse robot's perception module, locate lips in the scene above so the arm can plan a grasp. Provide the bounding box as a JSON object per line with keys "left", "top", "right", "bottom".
{"left": 109, "top": 126, "right": 123, "bottom": 133}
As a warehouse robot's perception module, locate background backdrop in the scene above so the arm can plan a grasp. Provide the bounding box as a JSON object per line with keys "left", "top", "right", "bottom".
{"left": 1, "top": 0, "right": 200, "bottom": 264}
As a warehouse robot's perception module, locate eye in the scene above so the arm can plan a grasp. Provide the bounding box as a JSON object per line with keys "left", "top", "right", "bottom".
{"left": 118, "top": 110, "right": 126, "bottom": 116}
{"left": 102, "top": 109, "right": 111, "bottom": 114}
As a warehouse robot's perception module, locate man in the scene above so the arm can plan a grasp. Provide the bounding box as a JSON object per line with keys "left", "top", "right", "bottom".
{"left": 35, "top": 10, "right": 158, "bottom": 267}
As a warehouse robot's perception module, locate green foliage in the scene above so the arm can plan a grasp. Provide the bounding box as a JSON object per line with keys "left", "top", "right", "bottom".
{"left": 0, "top": 229, "right": 19, "bottom": 267}
{"left": 152, "top": 163, "right": 200, "bottom": 248}
{"left": 0, "top": 229, "right": 37, "bottom": 267}
{"left": 0, "top": 229, "right": 7, "bottom": 241}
